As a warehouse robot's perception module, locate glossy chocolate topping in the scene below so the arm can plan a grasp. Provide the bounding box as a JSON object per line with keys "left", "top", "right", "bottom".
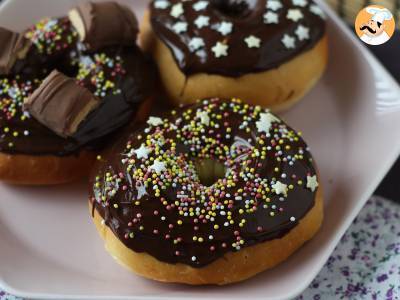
{"left": 150, "top": 0, "right": 326, "bottom": 76}
{"left": 0, "top": 17, "right": 155, "bottom": 156}
{"left": 72, "top": 1, "right": 139, "bottom": 50}
{"left": 90, "top": 98, "right": 319, "bottom": 267}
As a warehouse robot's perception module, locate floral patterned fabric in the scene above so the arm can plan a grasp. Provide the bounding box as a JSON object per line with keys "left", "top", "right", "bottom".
{"left": 1, "top": 196, "right": 399, "bottom": 300}
{"left": 297, "top": 196, "right": 400, "bottom": 300}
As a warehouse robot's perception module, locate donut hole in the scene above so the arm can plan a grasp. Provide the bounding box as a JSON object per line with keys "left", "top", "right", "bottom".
{"left": 194, "top": 159, "right": 226, "bottom": 187}
{"left": 211, "top": 0, "right": 257, "bottom": 18}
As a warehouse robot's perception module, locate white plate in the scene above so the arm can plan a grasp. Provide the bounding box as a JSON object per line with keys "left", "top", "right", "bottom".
{"left": 1, "top": 0, "right": 400, "bottom": 299}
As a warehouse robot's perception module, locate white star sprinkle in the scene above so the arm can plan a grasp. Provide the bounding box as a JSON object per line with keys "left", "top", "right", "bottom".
{"left": 217, "top": 21, "right": 233, "bottom": 35}
{"left": 149, "top": 160, "right": 166, "bottom": 174}
{"left": 295, "top": 25, "right": 310, "bottom": 40}
{"left": 256, "top": 112, "right": 280, "bottom": 133}
{"left": 194, "top": 15, "right": 209, "bottom": 28}
{"left": 266, "top": 0, "right": 282, "bottom": 11}
{"left": 196, "top": 111, "right": 210, "bottom": 126}
{"left": 287, "top": 9, "right": 303, "bottom": 22}
{"left": 306, "top": 175, "right": 319, "bottom": 192}
{"left": 244, "top": 35, "right": 261, "bottom": 48}
{"left": 211, "top": 41, "right": 228, "bottom": 58}
{"left": 170, "top": 2, "right": 184, "bottom": 18}
{"left": 292, "top": 0, "right": 307, "bottom": 7}
{"left": 154, "top": 0, "right": 170, "bottom": 9}
{"left": 272, "top": 181, "right": 288, "bottom": 196}
{"left": 136, "top": 181, "right": 147, "bottom": 199}
{"left": 172, "top": 21, "right": 188, "bottom": 33}
{"left": 193, "top": 1, "right": 208, "bottom": 11}
{"left": 264, "top": 11, "right": 279, "bottom": 24}
{"left": 134, "top": 144, "right": 150, "bottom": 159}
{"left": 189, "top": 37, "right": 205, "bottom": 51}
{"left": 310, "top": 4, "right": 326, "bottom": 19}
{"left": 147, "top": 116, "right": 163, "bottom": 126}
{"left": 281, "top": 34, "right": 296, "bottom": 49}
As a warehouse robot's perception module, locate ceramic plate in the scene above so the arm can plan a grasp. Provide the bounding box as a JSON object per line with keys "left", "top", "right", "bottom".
{"left": 1, "top": 0, "right": 400, "bottom": 299}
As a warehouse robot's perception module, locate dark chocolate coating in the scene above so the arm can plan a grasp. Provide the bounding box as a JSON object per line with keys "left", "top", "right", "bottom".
{"left": 89, "top": 98, "right": 319, "bottom": 267}
{"left": 0, "top": 17, "right": 155, "bottom": 156}
{"left": 150, "top": 0, "right": 326, "bottom": 76}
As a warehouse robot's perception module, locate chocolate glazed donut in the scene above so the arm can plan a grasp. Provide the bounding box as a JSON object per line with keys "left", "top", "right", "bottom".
{"left": 141, "top": 0, "right": 328, "bottom": 111}
{"left": 0, "top": 2, "right": 156, "bottom": 184}
{"left": 89, "top": 98, "right": 323, "bottom": 285}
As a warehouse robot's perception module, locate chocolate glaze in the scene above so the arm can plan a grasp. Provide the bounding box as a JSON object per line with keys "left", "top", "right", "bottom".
{"left": 150, "top": 0, "right": 326, "bottom": 76}
{"left": 0, "top": 17, "right": 155, "bottom": 156}
{"left": 89, "top": 98, "right": 319, "bottom": 267}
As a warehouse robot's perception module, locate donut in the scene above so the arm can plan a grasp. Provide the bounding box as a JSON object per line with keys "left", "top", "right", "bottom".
{"left": 140, "top": 0, "right": 328, "bottom": 111}
{"left": 0, "top": 2, "right": 156, "bottom": 185}
{"left": 89, "top": 98, "right": 323, "bottom": 285}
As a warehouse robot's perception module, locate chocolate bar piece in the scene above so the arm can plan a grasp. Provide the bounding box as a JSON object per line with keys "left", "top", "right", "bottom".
{"left": 0, "top": 27, "right": 31, "bottom": 75}
{"left": 68, "top": 1, "right": 138, "bottom": 50}
{"left": 24, "top": 70, "right": 100, "bottom": 138}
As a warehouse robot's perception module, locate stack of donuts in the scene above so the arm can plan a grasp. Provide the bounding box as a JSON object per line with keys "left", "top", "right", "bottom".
{"left": 0, "top": 0, "right": 327, "bottom": 285}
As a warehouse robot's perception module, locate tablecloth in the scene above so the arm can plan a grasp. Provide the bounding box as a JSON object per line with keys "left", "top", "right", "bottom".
{"left": 1, "top": 0, "right": 400, "bottom": 299}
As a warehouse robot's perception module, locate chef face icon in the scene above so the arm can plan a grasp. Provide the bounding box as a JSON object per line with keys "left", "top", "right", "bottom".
{"left": 355, "top": 6, "right": 395, "bottom": 46}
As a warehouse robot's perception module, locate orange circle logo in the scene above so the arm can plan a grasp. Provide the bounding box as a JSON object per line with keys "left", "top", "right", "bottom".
{"left": 355, "top": 5, "right": 395, "bottom": 46}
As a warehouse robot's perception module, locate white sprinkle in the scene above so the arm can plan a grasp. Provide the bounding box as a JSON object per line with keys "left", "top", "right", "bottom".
{"left": 147, "top": 116, "right": 163, "bottom": 126}
{"left": 281, "top": 34, "right": 296, "bottom": 49}
{"left": 287, "top": 9, "right": 303, "bottom": 22}
{"left": 149, "top": 160, "right": 166, "bottom": 174}
{"left": 272, "top": 181, "right": 288, "bottom": 196}
{"left": 290, "top": 216, "right": 296, "bottom": 222}
{"left": 310, "top": 4, "right": 326, "bottom": 19}
{"left": 295, "top": 25, "right": 310, "bottom": 41}
{"left": 244, "top": 35, "right": 261, "bottom": 48}
{"left": 263, "top": 11, "right": 279, "bottom": 24}
{"left": 189, "top": 37, "right": 205, "bottom": 51}
{"left": 193, "top": 1, "right": 208, "bottom": 11}
{"left": 154, "top": 0, "right": 170, "bottom": 9}
{"left": 217, "top": 21, "right": 233, "bottom": 35}
{"left": 196, "top": 110, "right": 210, "bottom": 126}
{"left": 256, "top": 112, "right": 280, "bottom": 133}
{"left": 170, "top": 2, "right": 184, "bottom": 18}
{"left": 211, "top": 41, "right": 228, "bottom": 58}
{"left": 194, "top": 15, "right": 209, "bottom": 28}
{"left": 292, "top": 0, "right": 307, "bottom": 7}
{"left": 172, "top": 21, "right": 188, "bottom": 33}
{"left": 266, "top": 0, "right": 282, "bottom": 11}
{"left": 306, "top": 175, "right": 319, "bottom": 192}
{"left": 191, "top": 256, "right": 197, "bottom": 261}
{"left": 134, "top": 144, "right": 150, "bottom": 159}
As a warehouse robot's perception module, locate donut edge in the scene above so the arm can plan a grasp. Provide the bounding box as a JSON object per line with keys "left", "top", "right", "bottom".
{"left": 89, "top": 187, "right": 323, "bottom": 285}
